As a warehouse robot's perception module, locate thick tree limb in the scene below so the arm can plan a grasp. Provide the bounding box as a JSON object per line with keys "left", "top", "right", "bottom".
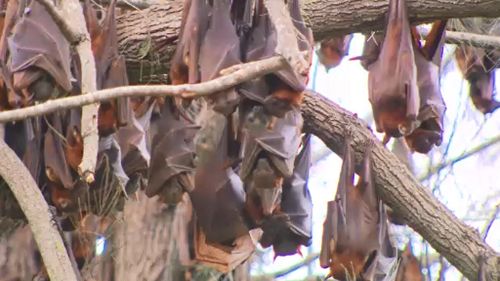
{"left": 301, "top": 91, "right": 500, "bottom": 281}
{"left": 114, "top": 0, "right": 500, "bottom": 83}
{"left": 0, "top": 59, "right": 498, "bottom": 280}
{"left": 0, "top": 140, "right": 78, "bottom": 281}
{"left": 57, "top": 0, "right": 99, "bottom": 183}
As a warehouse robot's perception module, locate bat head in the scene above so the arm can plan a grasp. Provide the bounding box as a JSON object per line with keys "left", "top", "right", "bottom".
{"left": 404, "top": 120, "right": 442, "bottom": 153}
{"left": 396, "top": 246, "right": 424, "bottom": 281}
{"left": 317, "top": 35, "right": 353, "bottom": 71}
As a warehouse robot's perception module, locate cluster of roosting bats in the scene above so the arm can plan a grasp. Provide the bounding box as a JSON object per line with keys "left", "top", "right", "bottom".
{"left": 0, "top": 0, "right": 498, "bottom": 280}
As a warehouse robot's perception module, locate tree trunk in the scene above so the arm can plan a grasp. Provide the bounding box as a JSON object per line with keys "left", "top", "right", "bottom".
{"left": 115, "top": 0, "right": 500, "bottom": 83}
{"left": 0, "top": 227, "right": 40, "bottom": 281}
{"left": 112, "top": 193, "right": 189, "bottom": 281}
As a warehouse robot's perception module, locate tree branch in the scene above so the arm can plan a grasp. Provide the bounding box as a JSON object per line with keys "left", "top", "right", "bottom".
{"left": 420, "top": 27, "right": 500, "bottom": 50}
{"left": 114, "top": 0, "right": 500, "bottom": 83}
{"left": 301, "top": 91, "right": 500, "bottom": 281}
{"left": 0, "top": 140, "right": 78, "bottom": 281}
{"left": 419, "top": 134, "right": 500, "bottom": 181}
{"left": 56, "top": 0, "right": 99, "bottom": 183}
{"left": 0, "top": 55, "right": 287, "bottom": 123}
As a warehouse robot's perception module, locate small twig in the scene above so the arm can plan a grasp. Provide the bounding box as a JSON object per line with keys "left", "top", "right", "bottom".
{"left": 0, "top": 54, "right": 294, "bottom": 123}
{"left": 253, "top": 253, "right": 319, "bottom": 279}
{"left": 419, "top": 134, "right": 500, "bottom": 181}
{"left": 481, "top": 204, "right": 500, "bottom": 240}
{"left": 0, "top": 139, "right": 78, "bottom": 281}
{"left": 420, "top": 26, "right": 500, "bottom": 50}
{"left": 263, "top": 0, "right": 309, "bottom": 75}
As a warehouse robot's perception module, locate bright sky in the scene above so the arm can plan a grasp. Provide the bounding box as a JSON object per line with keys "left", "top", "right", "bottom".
{"left": 251, "top": 33, "right": 500, "bottom": 280}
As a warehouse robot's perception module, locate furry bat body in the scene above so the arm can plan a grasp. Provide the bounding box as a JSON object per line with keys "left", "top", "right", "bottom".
{"left": 404, "top": 21, "right": 447, "bottom": 153}
{"left": 395, "top": 244, "right": 424, "bottom": 281}
{"left": 259, "top": 134, "right": 313, "bottom": 257}
{"left": 81, "top": 0, "right": 131, "bottom": 136}
{"left": 240, "top": 104, "right": 303, "bottom": 217}
{"left": 169, "top": 0, "right": 209, "bottom": 86}
{"left": 146, "top": 101, "right": 198, "bottom": 203}
{"left": 320, "top": 139, "right": 386, "bottom": 280}
{"left": 455, "top": 45, "right": 500, "bottom": 114}
{"left": 3, "top": 0, "right": 72, "bottom": 107}
{"left": 362, "top": 0, "right": 420, "bottom": 141}
{"left": 317, "top": 35, "right": 354, "bottom": 71}
{"left": 191, "top": 113, "right": 248, "bottom": 243}
{"left": 239, "top": 0, "right": 313, "bottom": 118}
{"left": 198, "top": 0, "right": 240, "bottom": 115}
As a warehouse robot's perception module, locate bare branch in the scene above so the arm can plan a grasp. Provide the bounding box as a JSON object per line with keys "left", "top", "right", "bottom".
{"left": 419, "top": 134, "right": 500, "bottom": 181}
{"left": 482, "top": 204, "right": 500, "bottom": 240}
{"left": 420, "top": 27, "right": 500, "bottom": 50}
{"left": 263, "top": 0, "right": 309, "bottom": 75}
{"left": 0, "top": 55, "right": 287, "bottom": 123}
{"left": 0, "top": 140, "right": 78, "bottom": 281}
{"left": 55, "top": 0, "right": 99, "bottom": 183}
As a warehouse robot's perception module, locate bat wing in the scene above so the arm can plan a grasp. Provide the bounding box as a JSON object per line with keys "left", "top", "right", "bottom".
{"left": 198, "top": 0, "right": 240, "bottom": 114}
{"left": 278, "top": 134, "right": 313, "bottom": 247}
{"left": 44, "top": 113, "right": 75, "bottom": 189}
{"left": 368, "top": 0, "right": 419, "bottom": 136}
{"left": 116, "top": 100, "right": 154, "bottom": 178}
{"left": 240, "top": 107, "right": 303, "bottom": 181}
{"left": 146, "top": 104, "right": 198, "bottom": 200}
{"left": 7, "top": 0, "right": 72, "bottom": 92}
{"left": 406, "top": 22, "right": 447, "bottom": 153}
{"left": 191, "top": 123, "right": 248, "bottom": 243}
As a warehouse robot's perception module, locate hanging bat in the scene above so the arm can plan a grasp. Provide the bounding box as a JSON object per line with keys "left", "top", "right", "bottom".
{"left": 116, "top": 97, "right": 155, "bottom": 194}
{"left": 239, "top": 0, "right": 313, "bottom": 118}
{"left": 259, "top": 134, "right": 313, "bottom": 257}
{"left": 317, "top": 34, "right": 354, "bottom": 71}
{"left": 239, "top": 104, "right": 303, "bottom": 217}
{"left": 455, "top": 45, "right": 500, "bottom": 114}
{"left": 320, "top": 139, "right": 383, "bottom": 281}
{"left": 190, "top": 119, "right": 249, "bottom": 244}
{"left": 7, "top": 0, "right": 72, "bottom": 106}
{"left": 44, "top": 112, "right": 77, "bottom": 190}
{"left": 82, "top": 0, "right": 131, "bottom": 136}
{"left": 372, "top": 203, "right": 400, "bottom": 281}
{"left": 146, "top": 101, "right": 198, "bottom": 204}
{"left": 404, "top": 21, "right": 447, "bottom": 154}
{"left": 169, "top": 0, "right": 209, "bottom": 86}
{"left": 361, "top": 0, "right": 420, "bottom": 144}
{"left": 395, "top": 244, "right": 424, "bottom": 281}
{"left": 230, "top": 0, "right": 256, "bottom": 37}
{"left": 198, "top": 0, "right": 240, "bottom": 115}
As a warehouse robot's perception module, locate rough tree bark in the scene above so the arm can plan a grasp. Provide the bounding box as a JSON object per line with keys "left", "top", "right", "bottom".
{"left": 301, "top": 92, "right": 500, "bottom": 281}
{"left": 0, "top": 227, "right": 40, "bottom": 280}
{"left": 0, "top": 140, "right": 78, "bottom": 281}
{"left": 115, "top": 0, "right": 500, "bottom": 83}
{"left": 111, "top": 1, "right": 500, "bottom": 280}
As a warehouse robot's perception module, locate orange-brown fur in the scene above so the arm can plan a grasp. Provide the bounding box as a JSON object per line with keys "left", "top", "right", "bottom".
{"left": 327, "top": 250, "right": 368, "bottom": 280}
{"left": 65, "top": 126, "right": 84, "bottom": 172}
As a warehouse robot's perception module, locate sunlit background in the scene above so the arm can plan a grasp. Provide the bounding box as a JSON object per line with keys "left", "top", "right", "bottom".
{"left": 248, "top": 33, "right": 500, "bottom": 280}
